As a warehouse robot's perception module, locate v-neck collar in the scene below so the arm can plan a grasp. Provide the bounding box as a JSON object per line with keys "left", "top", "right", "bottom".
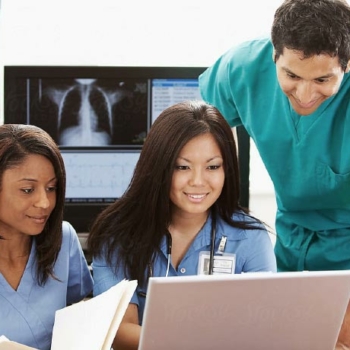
{"left": 0, "top": 239, "right": 36, "bottom": 298}
{"left": 287, "top": 94, "right": 334, "bottom": 143}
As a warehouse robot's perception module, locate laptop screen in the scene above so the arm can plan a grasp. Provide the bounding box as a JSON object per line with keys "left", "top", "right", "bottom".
{"left": 139, "top": 271, "right": 350, "bottom": 350}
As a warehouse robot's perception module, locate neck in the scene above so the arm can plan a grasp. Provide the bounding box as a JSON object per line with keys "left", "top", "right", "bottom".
{"left": 169, "top": 211, "right": 209, "bottom": 238}
{"left": 0, "top": 235, "right": 32, "bottom": 261}
{"left": 168, "top": 211, "right": 209, "bottom": 269}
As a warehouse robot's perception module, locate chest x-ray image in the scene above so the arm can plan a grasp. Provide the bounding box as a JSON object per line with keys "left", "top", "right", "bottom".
{"left": 27, "top": 77, "right": 148, "bottom": 148}
{"left": 55, "top": 79, "right": 113, "bottom": 146}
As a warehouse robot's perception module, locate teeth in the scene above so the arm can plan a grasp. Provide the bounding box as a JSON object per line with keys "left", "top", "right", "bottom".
{"left": 188, "top": 194, "right": 205, "bottom": 199}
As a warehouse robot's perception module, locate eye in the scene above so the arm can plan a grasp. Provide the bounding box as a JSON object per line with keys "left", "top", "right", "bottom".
{"left": 175, "top": 165, "right": 190, "bottom": 171}
{"left": 315, "top": 77, "right": 329, "bottom": 83}
{"left": 21, "top": 188, "right": 34, "bottom": 194}
{"left": 47, "top": 185, "right": 57, "bottom": 192}
{"left": 287, "top": 72, "right": 299, "bottom": 80}
{"left": 207, "top": 165, "right": 222, "bottom": 170}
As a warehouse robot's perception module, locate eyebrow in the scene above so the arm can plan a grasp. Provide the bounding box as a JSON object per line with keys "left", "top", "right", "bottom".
{"left": 18, "top": 177, "right": 57, "bottom": 183}
{"left": 282, "top": 67, "right": 334, "bottom": 80}
{"left": 177, "top": 155, "right": 223, "bottom": 162}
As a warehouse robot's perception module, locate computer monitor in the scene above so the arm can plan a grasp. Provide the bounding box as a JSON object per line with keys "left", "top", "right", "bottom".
{"left": 4, "top": 66, "right": 221, "bottom": 234}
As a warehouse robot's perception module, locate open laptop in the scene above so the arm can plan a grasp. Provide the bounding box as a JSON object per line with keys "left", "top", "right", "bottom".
{"left": 139, "top": 270, "right": 350, "bottom": 350}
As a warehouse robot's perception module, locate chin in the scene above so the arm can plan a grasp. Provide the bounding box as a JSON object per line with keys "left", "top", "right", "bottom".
{"left": 289, "top": 96, "right": 328, "bottom": 116}
{"left": 290, "top": 103, "right": 320, "bottom": 116}
{"left": 26, "top": 229, "right": 45, "bottom": 236}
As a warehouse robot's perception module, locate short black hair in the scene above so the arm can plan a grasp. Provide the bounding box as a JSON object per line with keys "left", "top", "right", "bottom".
{"left": 271, "top": 0, "right": 350, "bottom": 70}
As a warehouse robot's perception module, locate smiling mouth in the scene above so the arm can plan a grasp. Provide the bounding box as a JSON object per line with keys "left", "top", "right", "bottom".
{"left": 185, "top": 193, "right": 208, "bottom": 200}
{"left": 292, "top": 96, "right": 321, "bottom": 109}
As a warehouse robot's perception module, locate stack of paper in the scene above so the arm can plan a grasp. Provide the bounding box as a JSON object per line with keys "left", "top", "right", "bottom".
{"left": 52, "top": 279, "right": 137, "bottom": 350}
{"left": 1, "top": 279, "right": 137, "bottom": 350}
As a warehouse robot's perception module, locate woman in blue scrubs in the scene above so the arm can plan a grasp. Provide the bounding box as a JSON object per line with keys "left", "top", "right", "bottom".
{"left": 0, "top": 124, "right": 93, "bottom": 349}
{"left": 88, "top": 101, "right": 276, "bottom": 350}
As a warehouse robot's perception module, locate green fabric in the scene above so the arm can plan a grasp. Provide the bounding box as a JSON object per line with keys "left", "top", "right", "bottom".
{"left": 199, "top": 37, "right": 350, "bottom": 271}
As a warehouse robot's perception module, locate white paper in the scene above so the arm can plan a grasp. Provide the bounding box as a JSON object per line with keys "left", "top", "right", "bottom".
{"left": 0, "top": 336, "right": 38, "bottom": 350}
{"left": 51, "top": 279, "right": 137, "bottom": 350}
{"left": 102, "top": 280, "right": 138, "bottom": 349}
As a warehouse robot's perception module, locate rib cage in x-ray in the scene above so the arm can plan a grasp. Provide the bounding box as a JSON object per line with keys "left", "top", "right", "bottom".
{"left": 46, "top": 78, "right": 129, "bottom": 146}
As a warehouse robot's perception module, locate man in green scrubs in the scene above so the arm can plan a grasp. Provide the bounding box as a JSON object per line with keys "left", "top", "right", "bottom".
{"left": 199, "top": 0, "right": 350, "bottom": 347}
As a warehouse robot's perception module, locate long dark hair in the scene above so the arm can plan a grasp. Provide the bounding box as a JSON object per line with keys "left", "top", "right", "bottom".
{"left": 88, "top": 101, "right": 261, "bottom": 286}
{"left": 0, "top": 124, "right": 66, "bottom": 285}
{"left": 272, "top": 0, "right": 350, "bottom": 70}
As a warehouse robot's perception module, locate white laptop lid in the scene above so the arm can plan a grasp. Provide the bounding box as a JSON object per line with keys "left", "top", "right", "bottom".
{"left": 139, "top": 270, "right": 350, "bottom": 350}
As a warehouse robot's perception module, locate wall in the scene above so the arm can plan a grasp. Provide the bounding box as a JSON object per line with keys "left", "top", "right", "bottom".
{"left": 0, "top": 0, "right": 282, "bottom": 238}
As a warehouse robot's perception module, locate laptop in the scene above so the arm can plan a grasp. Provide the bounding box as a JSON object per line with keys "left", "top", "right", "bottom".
{"left": 139, "top": 270, "right": 350, "bottom": 350}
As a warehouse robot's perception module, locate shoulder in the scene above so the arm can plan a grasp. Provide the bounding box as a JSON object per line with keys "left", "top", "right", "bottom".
{"left": 62, "top": 220, "right": 76, "bottom": 237}
{"left": 62, "top": 220, "right": 76, "bottom": 234}
{"left": 61, "top": 220, "right": 80, "bottom": 247}
{"left": 230, "top": 36, "right": 272, "bottom": 55}
{"left": 232, "top": 211, "right": 266, "bottom": 230}
{"left": 221, "top": 36, "right": 273, "bottom": 69}
{"left": 201, "top": 36, "right": 275, "bottom": 93}
{"left": 217, "top": 211, "right": 268, "bottom": 239}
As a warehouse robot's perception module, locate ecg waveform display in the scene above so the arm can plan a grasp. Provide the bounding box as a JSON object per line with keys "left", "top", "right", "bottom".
{"left": 61, "top": 152, "right": 140, "bottom": 200}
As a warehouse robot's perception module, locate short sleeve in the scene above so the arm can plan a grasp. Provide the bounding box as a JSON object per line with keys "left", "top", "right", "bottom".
{"left": 63, "top": 221, "right": 94, "bottom": 304}
{"left": 199, "top": 51, "right": 242, "bottom": 127}
{"left": 92, "top": 253, "right": 139, "bottom": 306}
{"left": 242, "top": 227, "right": 277, "bottom": 273}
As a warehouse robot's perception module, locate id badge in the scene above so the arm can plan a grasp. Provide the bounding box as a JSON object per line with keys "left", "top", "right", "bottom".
{"left": 198, "top": 251, "right": 236, "bottom": 275}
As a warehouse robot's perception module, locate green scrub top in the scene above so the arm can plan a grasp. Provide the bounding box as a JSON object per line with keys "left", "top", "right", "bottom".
{"left": 199, "top": 37, "right": 350, "bottom": 271}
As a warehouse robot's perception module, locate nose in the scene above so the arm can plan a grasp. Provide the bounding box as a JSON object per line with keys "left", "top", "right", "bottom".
{"left": 33, "top": 189, "right": 51, "bottom": 209}
{"left": 189, "top": 168, "right": 205, "bottom": 186}
{"left": 295, "top": 81, "right": 314, "bottom": 104}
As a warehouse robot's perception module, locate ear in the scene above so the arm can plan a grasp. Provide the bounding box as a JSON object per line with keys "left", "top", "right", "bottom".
{"left": 346, "top": 60, "right": 350, "bottom": 73}
{"left": 272, "top": 49, "right": 276, "bottom": 63}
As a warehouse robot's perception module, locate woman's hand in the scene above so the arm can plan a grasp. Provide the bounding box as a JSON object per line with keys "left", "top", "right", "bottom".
{"left": 335, "top": 301, "right": 350, "bottom": 350}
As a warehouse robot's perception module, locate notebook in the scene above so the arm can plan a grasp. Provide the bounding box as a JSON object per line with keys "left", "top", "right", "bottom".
{"left": 139, "top": 270, "right": 350, "bottom": 350}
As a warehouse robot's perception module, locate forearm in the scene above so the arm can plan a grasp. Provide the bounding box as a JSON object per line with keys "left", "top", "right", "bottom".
{"left": 112, "top": 322, "right": 141, "bottom": 350}
{"left": 336, "top": 301, "right": 350, "bottom": 349}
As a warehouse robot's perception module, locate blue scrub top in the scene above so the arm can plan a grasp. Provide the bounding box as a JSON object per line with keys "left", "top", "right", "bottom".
{"left": 0, "top": 221, "right": 93, "bottom": 350}
{"left": 93, "top": 212, "right": 276, "bottom": 324}
{"left": 199, "top": 37, "right": 350, "bottom": 271}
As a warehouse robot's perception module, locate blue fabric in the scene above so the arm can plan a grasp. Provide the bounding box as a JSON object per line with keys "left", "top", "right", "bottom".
{"left": 0, "top": 221, "right": 93, "bottom": 350}
{"left": 92, "top": 212, "right": 276, "bottom": 324}
{"left": 199, "top": 37, "right": 350, "bottom": 271}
